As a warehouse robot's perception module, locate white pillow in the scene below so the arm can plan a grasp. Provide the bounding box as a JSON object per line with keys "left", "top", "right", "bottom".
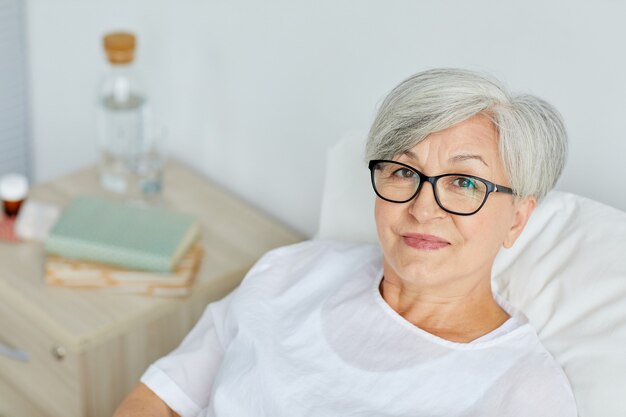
{"left": 317, "top": 131, "right": 376, "bottom": 243}
{"left": 317, "top": 133, "right": 626, "bottom": 417}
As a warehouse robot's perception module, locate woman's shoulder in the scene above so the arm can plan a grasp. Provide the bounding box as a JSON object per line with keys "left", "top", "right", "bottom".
{"left": 252, "top": 239, "right": 381, "bottom": 273}
{"left": 234, "top": 239, "right": 381, "bottom": 299}
{"left": 497, "top": 330, "right": 578, "bottom": 416}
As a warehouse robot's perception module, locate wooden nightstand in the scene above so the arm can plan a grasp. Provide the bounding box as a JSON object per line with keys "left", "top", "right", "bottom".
{"left": 0, "top": 160, "right": 304, "bottom": 417}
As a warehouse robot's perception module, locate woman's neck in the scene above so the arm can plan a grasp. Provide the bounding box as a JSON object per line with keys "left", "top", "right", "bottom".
{"left": 379, "top": 276, "right": 510, "bottom": 343}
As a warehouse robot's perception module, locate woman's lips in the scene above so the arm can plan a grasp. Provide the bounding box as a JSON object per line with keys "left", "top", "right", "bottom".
{"left": 402, "top": 233, "right": 450, "bottom": 250}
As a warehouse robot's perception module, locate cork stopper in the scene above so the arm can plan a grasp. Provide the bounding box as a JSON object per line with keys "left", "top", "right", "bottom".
{"left": 103, "top": 32, "right": 136, "bottom": 64}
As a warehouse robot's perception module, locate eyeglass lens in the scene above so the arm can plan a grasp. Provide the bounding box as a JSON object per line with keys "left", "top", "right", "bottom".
{"left": 371, "top": 161, "right": 487, "bottom": 214}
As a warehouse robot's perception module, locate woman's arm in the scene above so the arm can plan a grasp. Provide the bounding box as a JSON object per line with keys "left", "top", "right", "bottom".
{"left": 113, "top": 383, "right": 180, "bottom": 417}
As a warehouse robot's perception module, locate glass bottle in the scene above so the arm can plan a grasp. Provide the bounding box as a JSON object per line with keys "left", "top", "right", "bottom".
{"left": 97, "top": 31, "right": 147, "bottom": 193}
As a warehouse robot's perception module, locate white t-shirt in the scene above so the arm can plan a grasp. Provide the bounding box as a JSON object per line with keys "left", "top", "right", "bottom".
{"left": 141, "top": 240, "right": 577, "bottom": 417}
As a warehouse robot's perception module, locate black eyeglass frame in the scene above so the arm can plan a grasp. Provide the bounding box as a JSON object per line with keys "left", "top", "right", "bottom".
{"left": 368, "top": 159, "right": 515, "bottom": 216}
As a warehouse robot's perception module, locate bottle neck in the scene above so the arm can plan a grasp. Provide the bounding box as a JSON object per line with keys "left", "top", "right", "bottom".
{"left": 102, "top": 61, "right": 142, "bottom": 104}
{"left": 108, "top": 61, "right": 136, "bottom": 74}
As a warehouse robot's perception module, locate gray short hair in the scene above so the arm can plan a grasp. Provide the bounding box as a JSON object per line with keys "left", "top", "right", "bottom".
{"left": 365, "top": 68, "right": 567, "bottom": 203}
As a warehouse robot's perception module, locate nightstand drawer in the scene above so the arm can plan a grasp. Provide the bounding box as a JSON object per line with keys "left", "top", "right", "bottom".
{"left": 0, "top": 374, "right": 45, "bottom": 417}
{"left": 0, "top": 299, "right": 82, "bottom": 417}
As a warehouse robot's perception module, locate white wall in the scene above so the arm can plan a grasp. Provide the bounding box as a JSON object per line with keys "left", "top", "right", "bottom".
{"left": 0, "top": 0, "right": 29, "bottom": 177}
{"left": 26, "top": 0, "right": 626, "bottom": 236}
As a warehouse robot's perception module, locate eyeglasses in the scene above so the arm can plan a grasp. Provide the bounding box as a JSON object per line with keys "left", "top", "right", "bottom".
{"left": 368, "top": 160, "right": 515, "bottom": 216}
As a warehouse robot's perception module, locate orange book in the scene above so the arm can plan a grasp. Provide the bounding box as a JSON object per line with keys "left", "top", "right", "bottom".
{"left": 46, "top": 243, "right": 203, "bottom": 297}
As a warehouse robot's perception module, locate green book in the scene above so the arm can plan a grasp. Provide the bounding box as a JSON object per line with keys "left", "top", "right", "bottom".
{"left": 45, "top": 196, "right": 200, "bottom": 273}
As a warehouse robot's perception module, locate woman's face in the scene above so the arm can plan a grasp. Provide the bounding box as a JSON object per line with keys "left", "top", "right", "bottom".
{"left": 375, "top": 114, "right": 536, "bottom": 294}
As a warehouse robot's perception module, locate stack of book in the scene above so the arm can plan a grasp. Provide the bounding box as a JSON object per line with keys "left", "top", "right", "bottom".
{"left": 44, "top": 195, "right": 202, "bottom": 297}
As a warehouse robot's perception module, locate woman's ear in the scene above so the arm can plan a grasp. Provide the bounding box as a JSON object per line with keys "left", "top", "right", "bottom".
{"left": 502, "top": 196, "right": 537, "bottom": 249}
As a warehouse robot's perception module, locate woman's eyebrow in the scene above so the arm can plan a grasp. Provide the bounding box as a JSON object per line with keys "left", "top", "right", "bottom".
{"left": 448, "top": 153, "right": 489, "bottom": 167}
{"left": 401, "top": 150, "right": 421, "bottom": 162}
{"left": 401, "top": 150, "right": 489, "bottom": 168}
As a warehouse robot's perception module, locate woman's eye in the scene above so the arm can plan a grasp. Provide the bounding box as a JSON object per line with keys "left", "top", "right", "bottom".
{"left": 392, "top": 168, "right": 415, "bottom": 178}
{"left": 453, "top": 177, "right": 476, "bottom": 189}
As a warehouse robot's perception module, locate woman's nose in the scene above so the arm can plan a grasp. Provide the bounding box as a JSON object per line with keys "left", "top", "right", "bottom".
{"left": 408, "top": 181, "right": 447, "bottom": 221}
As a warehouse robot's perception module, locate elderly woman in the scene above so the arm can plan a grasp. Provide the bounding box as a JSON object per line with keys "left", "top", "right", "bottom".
{"left": 115, "top": 68, "right": 577, "bottom": 416}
